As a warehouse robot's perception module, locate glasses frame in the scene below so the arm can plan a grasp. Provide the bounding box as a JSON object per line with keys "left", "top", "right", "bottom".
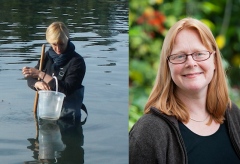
{"left": 167, "top": 51, "right": 214, "bottom": 64}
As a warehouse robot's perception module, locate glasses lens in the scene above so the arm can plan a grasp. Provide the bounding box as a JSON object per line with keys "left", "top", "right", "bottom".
{"left": 193, "top": 51, "right": 210, "bottom": 61}
{"left": 169, "top": 54, "right": 186, "bottom": 63}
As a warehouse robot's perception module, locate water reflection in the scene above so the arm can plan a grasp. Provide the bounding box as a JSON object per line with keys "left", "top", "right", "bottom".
{"left": 0, "top": 0, "right": 128, "bottom": 163}
{"left": 26, "top": 118, "right": 85, "bottom": 163}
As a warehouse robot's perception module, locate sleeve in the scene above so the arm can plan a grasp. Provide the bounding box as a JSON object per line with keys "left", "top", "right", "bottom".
{"left": 26, "top": 51, "right": 49, "bottom": 90}
{"left": 26, "top": 60, "right": 41, "bottom": 90}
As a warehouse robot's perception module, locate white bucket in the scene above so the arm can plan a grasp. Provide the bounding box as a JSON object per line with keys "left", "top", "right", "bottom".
{"left": 38, "top": 76, "right": 66, "bottom": 120}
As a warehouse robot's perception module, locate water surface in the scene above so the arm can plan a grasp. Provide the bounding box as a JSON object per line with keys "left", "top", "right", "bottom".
{"left": 0, "top": 1, "right": 128, "bottom": 163}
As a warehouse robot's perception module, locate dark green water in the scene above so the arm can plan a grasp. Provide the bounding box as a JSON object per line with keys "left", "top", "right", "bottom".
{"left": 0, "top": 0, "right": 128, "bottom": 163}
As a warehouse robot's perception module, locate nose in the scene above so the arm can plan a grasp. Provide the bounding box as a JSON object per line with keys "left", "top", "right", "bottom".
{"left": 185, "top": 55, "right": 197, "bottom": 67}
{"left": 56, "top": 45, "right": 61, "bottom": 51}
{"left": 54, "top": 45, "right": 62, "bottom": 54}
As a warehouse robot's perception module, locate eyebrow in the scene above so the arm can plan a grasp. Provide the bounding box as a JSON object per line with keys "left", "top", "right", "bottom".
{"left": 171, "top": 49, "right": 206, "bottom": 55}
{"left": 52, "top": 42, "right": 65, "bottom": 45}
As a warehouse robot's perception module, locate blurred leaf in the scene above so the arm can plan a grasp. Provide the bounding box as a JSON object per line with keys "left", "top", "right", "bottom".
{"left": 231, "top": 54, "right": 240, "bottom": 67}
{"left": 201, "top": 2, "right": 221, "bottom": 14}
{"left": 216, "top": 35, "right": 226, "bottom": 49}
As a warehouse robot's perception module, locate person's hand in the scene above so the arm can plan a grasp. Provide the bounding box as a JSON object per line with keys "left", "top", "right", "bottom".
{"left": 22, "top": 67, "right": 40, "bottom": 78}
{"left": 34, "top": 81, "right": 51, "bottom": 90}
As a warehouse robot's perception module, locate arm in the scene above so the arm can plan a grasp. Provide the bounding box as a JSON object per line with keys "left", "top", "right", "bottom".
{"left": 22, "top": 55, "right": 51, "bottom": 91}
{"left": 23, "top": 67, "right": 50, "bottom": 91}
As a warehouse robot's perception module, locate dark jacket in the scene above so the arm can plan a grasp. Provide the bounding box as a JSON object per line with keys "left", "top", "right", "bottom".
{"left": 27, "top": 48, "right": 85, "bottom": 96}
{"left": 27, "top": 43, "right": 86, "bottom": 120}
{"left": 129, "top": 103, "right": 240, "bottom": 164}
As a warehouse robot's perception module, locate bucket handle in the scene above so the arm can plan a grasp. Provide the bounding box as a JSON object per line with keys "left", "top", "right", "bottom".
{"left": 53, "top": 76, "right": 58, "bottom": 94}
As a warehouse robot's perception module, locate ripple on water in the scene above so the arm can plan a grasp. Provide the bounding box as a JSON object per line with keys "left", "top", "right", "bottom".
{"left": 0, "top": 105, "right": 35, "bottom": 125}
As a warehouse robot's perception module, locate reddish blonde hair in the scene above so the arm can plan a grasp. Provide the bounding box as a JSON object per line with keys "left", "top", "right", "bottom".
{"left": 144, "top": 17, "right": 230, "bottom": 123}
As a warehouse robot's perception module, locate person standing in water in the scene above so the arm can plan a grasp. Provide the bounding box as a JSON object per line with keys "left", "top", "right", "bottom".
{"left": 22, "top": 21, "right": 86, "bottom": 122}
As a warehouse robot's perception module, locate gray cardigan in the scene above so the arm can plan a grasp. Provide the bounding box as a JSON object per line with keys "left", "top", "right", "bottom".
{"left": 129, "top": 103, "right": 240, "bottom": 164}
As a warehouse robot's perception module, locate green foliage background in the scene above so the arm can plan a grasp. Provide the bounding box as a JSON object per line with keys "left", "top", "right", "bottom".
{"left": 129, "top": 0, "right": 240, "bottom": 129}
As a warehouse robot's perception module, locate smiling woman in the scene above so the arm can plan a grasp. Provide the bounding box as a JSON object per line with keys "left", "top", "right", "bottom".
{"left": 168, "top": 28, "right": 216, "bottom": 96}
{"left": 129, "top": 17, "right": 240, "bottom": 164}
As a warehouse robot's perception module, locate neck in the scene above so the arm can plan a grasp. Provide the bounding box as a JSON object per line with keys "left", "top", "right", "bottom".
{"left": 176, "top": 89, "right": 208, "bottom": 118}
{"left": 190, "top": 115, "right": 209, "bottom": 122}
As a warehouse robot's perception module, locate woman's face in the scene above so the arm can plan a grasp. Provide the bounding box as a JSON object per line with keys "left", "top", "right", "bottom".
{"left": 50, "top": 41, "right": 68, "bottom": 55}
{"left": 168, "top": 29, "right": 215, "bottom": 95}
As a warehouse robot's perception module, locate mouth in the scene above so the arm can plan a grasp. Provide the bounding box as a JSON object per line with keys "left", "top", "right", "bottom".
{"left": 183, "top": 72, "right": 203, "bottom": 77}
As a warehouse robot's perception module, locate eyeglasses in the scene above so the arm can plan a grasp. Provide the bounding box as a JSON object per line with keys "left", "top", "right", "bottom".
{"left": 167, "top": 51, "right": 214, "bottom": 64}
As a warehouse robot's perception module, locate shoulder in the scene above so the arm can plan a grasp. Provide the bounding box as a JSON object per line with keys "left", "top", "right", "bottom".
{"left": 129, "top": 113, "right": 169, "bottom": 155}
{"left": 129, "top": 110, "right": 186, "bottom": 163}
{"left": 225, "top": 102, "right": 240, "bottom": 153}
{"left": 231, "top": 102, "right": 240, "bottom": 111}
{"left": 226, "top": 102, "right": 240, "bottom": 123}
{"left": 131, "top": 113, "right": 169, "bottom": 130}
{"left": 72, "top": 52, "right": 85, "bottom": 62}
{"left": 130, "top": 111, "right": 176, "bottom": 141}
{"left": 68, "top": 53, "right": 86, "bottom": 68}
{"left": 226, "top": 102, "right": 240, "bottom": 117}
{"left": 225, "top": 102, "right": 240, "bottom": 137}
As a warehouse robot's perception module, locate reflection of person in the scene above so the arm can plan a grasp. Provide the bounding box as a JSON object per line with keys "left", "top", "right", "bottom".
{"left": 57, "top": 119, "right": 84, "bottom": 163}
{"left": 129, "top": 17, "right": 240, "bottom": 164}
{"left": 22, "top": 22, "right": 86, "bottom": 120}
{"left": 26, "top": 119, "right": 84, "bottom": 163}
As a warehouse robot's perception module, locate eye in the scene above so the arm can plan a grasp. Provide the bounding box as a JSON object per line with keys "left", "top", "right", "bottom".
{"left": 57, "top": 42, "right": 65, "bottom": 46}
{"left": 172, "top": 54, "right": 185, "bottom": 60}
{"left": 196, "top": 52, "right": 204, "bottom": 56}
{"left": 51, "top": 43, "right": 65, "bottom": 47}
{"left": 195, "top": 52, "right": 207, "bottom": 58}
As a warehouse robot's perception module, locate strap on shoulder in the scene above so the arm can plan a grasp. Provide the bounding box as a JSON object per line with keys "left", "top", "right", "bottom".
{"left": 57, "top": 61, "right": 71, "bottom": 80}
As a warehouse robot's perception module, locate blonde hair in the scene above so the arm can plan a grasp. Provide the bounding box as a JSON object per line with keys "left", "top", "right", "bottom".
{"left": 144, "top": 17, "right": 230, "bottom": 123}
{"left": 46, "top": 22, "right": 69, "bottom": 44}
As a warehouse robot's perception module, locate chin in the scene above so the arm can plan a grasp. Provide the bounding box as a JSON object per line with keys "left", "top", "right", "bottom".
{"left": 187, "top": 85, "right": 207, "bottom": 92}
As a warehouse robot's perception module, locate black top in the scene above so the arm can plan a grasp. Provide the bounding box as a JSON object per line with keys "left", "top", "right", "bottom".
{"left": 179, "top": 121, "right": 240, "bottom": 164}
